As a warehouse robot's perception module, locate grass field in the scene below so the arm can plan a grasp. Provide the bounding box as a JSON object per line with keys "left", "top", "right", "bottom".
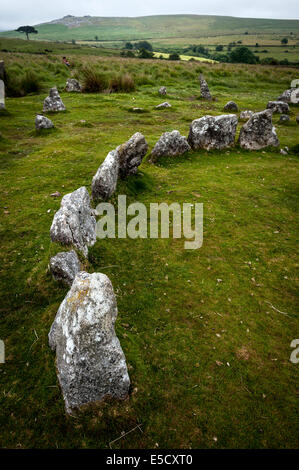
{"left": 0, "top": 52, "right": 298, "bottom": 448}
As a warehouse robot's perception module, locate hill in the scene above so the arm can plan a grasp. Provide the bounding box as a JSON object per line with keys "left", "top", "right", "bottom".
{"left": 1, "top": 14, "right": 299, "bottom": 42}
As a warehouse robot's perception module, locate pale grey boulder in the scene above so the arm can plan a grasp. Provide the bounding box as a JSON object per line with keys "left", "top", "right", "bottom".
{"left": 50, "top": 186, "right": 96, "bottom": 257}
{"left": 43, "top": 87, "right": 66, "bottom": 112}
{"left": 156, "top": 102, "right": 171, "bottom": 109}
{"left": 49, "top": 250, "right": 81, "bottom": 286}
{"left": 239, "top": 109, "right": 279, "bottom": 150}
{"left": 35, "top": 114, "right": 54, "bottom": 129}
{"left": 48, "top": 271, "right": 130, "bottom": 414}
{"left": 0, "top": 79, "right": 5, "bottom": 110}
{"left": 224, "top": 101, "right": 238, "bottom": 112}
{"left": 117, "top": 132, "right": 148, "bottom": 179}
{"left": 277, "top": 88, "right": 299, "bottom": 104}
{"left": 240, "top": 110, "right": 254, "bottom": 121}
{"left": 199, "top": 74, "right": 212, "bottom": 100}
{"left": 267, "top": 101, "right": 290, "bottom": 114}
{"left": 66, "top": 78, "right": 82, "bottom": 92}
{"left": 151, "top": 130, "right": 191, "bottom": 159}
{"left": 158, "top": 86, "right": 167, "bottom": 95}
{"left": 188, "top": 114, "right": 238, "bottom": 150}
{"left": 91, "top": 150, "right": 119, "bottom": 201}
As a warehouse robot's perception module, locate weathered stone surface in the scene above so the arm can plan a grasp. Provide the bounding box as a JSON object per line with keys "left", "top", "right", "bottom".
{"left": 43, "top": 87, "right": 66, "bottom": 112}
{"left": 199, "top": 74, "right": 212, "bottom": 100}
{"left": 49, "top": 271, "right": 130, "bottom": 414}
{"left": 279, "top": 114, "right": 290, "bottom": 123}
{"left": 151, "top": 130, "right": 191, "bottom": 158}
{"left": 156, "top": 102, "right": 171, "bottom": 109}
{"left": 66, "top": 78, "right": 82, "bottom": 92}
{"left": 277, "top": 88, "right": 299, "bottom": 104}
{"left": 158, "top": 86, "right": 167, "bottom": 95}
{"left": 267, "top": 101, "right": 290, "bottom": 114}
{"left": 240, "top": 110, "right": 254, "bottom": 121}
{"left": 49, "top": 250, "right": 81, "bottom": 286}
{"left": 117, "top": 132, "right": 148, "bottom": 179}
{"left": 239, "top": 109, "right": 279, "bottom": 150}
{"left": 0, "top": 79, "right": 5, "bottom": 110}
{"left": 188, "top": 114, "right": 238, "bottom": 150}
{"left": 35, "top": 114, "right": 54, "bottom": 129}
{"left": 91, "top": 150, "right": 119, "bottom": 201}
{"left": 50, "top": 186, "right": 96, "bottom": 257}
{"left": 224, "top": 101, "right": 238, "bottom": 112}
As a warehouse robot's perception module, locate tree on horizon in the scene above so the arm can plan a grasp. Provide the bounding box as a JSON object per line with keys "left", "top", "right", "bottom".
{"left": 15, "top": 26, "right": 38, "bottom": 40}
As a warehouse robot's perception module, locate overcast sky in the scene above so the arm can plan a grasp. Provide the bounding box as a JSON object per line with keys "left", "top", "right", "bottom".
{"left": 1, "top": 0, "right": 298, "bottom": 31}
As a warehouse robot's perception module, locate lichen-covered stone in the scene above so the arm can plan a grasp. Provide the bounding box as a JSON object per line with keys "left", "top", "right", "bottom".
{"left": 43, "top": 87, "right": 66, "bottom": 112}
{"left": 279, "top": 114, "right": 290, "bottom": 123}
{"left": 49, "top": 250, "right": 81, "bottom": 286}
{"left": 117, "top": 132, "right": 148, "bottom": 179}
{"left": 188, "top": 114, "right": 238, "bottom": 150}
{"left": 49, "top": 271, "right": 130, "bottom": 414}
{"left": 199, "top": 74, "right": 212, "bottom": 100}
{"left": 50, "top": 186, "right": 96, "bottom": 257}
{"left": 91, "top": 150, "right": 119, "bottom": 201}
{"left": 240, "top": 110, "right": 254, "bottom": 121}
{"left": 239, "top": 109, "right": 279, "bottom": 150}
{"left": 267, "top": 101, "right": 290, "bottom": 114}
{"left": 66, "top": 78, "right": 82, "bottom": 92}
{"left": 277, "top": 88, "right": 299, "bottom": 104}
{"left": 35, "top": 114, "right": 54, "bottom": 129}
{"left": 224, "top": 101, "right": 238, "bottom": 112}
{"left": 151, "top": 130, "right": 191, "bottom": 159}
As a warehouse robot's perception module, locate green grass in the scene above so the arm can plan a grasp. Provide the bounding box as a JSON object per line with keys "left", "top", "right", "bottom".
{"left": 0, "top": 53, "right": 298, "bottom": 448}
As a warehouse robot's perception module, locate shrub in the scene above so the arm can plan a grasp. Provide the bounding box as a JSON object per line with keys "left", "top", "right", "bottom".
{"left": 229, "top": 47, "right": 259, "bottom": 64}
{"left": 109, "top": 73, "right": 135, "bottom": 92}
{"left": 21, "top": 70, "right": 41, "bottom": 94}
{"left": 5, "top": 67, "right": 42, "bottom": 96}
{"left": 168, "top": 53, "right": 180, "bottom": 61}
{"left": 81, "top": 66, "right": 109, "bottom": 92}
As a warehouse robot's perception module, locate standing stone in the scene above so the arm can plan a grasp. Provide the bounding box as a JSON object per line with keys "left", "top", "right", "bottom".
{"left": 49, "top": 250, "right": 81, "bottom": 287}
{"left": 117, "top": 132, "right": 148, "bottom": 179}
{"left": 159, "top": 86, "right": 167, "bottom": 96}
{"left": 0, "top": 80, "right": 4, "bottom": 110}
{"left": 239, "top": 109, "right": 279, "bottom": 150}
{"left": 66, "top": 78, "right": 82, "bottom": 92}
{"left": 277, "top": 88, "right": 299, "bottom": 104}
{"left": 151, "top": 130, "right": 191, "bottom": 159}
{"left": 267, "top": 101, "right": 290, "bottom": 114}
{"left": 43, "top": 87, "right": 66, "bottom": 112}
{"left": 224, "top": 101, "right": 238, "bottom": 112}
{"left": 50, "top": 187, "right": 96, "bottom": 257}
{"left": 188, "top": 114, "right": 238, "bottom": 150}
{"left": 91, "top": 150, "right": 119, "bottom": 201}
{"left": 240, "top": 110, "right": 254, "bottom": 121}
{"left": 155, "top": 102, "right": 171, "bottom": 109}
{"left": 35, "top": 114, "right": 54, "bottom": 129}
{"left": 199, "top": 74, "right": 212, "bottom": 100}
{"left": 48, "top": 271, "right": 130, "bottom": 414}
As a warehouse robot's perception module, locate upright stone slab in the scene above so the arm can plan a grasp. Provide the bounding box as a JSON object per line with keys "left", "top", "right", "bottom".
{"left": 43, "top": 87, "right": 66, "bottom": 112}
{"left": 49, "top": 250, "right": 81, "bottom": 287}
{"left": 35, "top": 114, "right": 54, "bottom": 129}
{"left": 91, "top": 150, "right": 119, "bottom": 201}
{"left": 48, "top": 271, "right": 130, "bottom": 414}
{"left": 199, "top": 74, "right": 212, "bottom": 100}
{"left": 239, "top": 109, "right": 279, "bottom": 150}
{"left": 50, "top": 186, "right": 96, "bottom": 257}
{"left": 151, "top": 130, "right": 191, "bottom": 159}
{"left": 188, "top": 114, "right": 238, "bottom": 150}
{"left": 0, "top": 80, "right": 5, "bottom": 110}
{"left": 117, "top": 132, "right": 148, "bottom": 179}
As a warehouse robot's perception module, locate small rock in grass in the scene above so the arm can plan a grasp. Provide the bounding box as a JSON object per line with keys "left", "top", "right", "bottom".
{"left": 158, "top": 86, "right": 167, "bottom": 95}
{"left": 43, "top": 87, "right": 66, "bottom": 112}
{"left": 65, "top": 78, "right": 82, "bottom": 92}
{"left": 35, "top": 114, "right": 54, "bottom": 130}
{"left": 224, "top": 101, "right": 238, "bottom": 112}
{"left": 151, "top": 130, "right": 190, "bottom": 159}
{"left": 155, "top": 102, "right": 171, "bottom": 109}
